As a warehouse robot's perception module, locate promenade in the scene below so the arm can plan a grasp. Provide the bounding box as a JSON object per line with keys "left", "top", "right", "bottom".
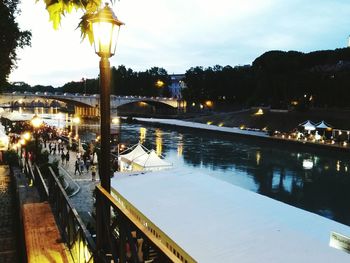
{"left": 44, "top": 141, "right": 99, "bottom": 224}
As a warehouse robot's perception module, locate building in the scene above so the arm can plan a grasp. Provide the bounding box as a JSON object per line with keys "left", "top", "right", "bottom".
{"left": 168, "top": 74, "right": 186, "bottom": 99}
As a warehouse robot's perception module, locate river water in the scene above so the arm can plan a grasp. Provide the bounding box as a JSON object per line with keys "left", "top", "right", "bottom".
{"left": 78, "top": 120, "right": 350, "bottom": 227}
{"left": 8, "top": 107, "right": 350, "bottom": 226}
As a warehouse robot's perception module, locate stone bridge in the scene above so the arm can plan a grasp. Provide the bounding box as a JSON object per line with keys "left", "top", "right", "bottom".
{"left": 0, "top": 92, "right": 185, "bottom": 110}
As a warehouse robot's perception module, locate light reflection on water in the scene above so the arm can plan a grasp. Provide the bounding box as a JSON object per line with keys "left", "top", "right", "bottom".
{"left": 13, "top": 110, "right": 350, "bottom": 226}
{"left": 96, "top": 122, "right": 350, "bottom": 226}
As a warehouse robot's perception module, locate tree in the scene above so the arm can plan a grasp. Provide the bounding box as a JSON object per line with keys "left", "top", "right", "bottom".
{"left": 0, "top": 0, "right": 31, "bottom": 87}
{"left": 36, "top": 0, "right": 116, "bottom": 43}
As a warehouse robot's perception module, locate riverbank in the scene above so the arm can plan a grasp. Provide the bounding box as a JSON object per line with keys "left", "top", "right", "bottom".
{"left": 183, "top": 108, "right": 350, "bottom": 132}
{"left": 130, "top": 117, "right": 350, "bottom": 154}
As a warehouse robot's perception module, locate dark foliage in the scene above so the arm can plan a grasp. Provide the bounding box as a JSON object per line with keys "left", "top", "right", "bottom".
{"left": 0, "top": 0, "right": 31, "bottom": 88}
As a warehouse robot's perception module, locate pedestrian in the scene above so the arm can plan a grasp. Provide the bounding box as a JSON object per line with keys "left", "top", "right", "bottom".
{"left": 65, "top": 151, "right": 70, "bottom": 165}
{"left": 74, "top": 159, "right": 81, "bottom": 175}
{"left": 61, "top": 152, "right": 65, "bottom": 164}
{"left": 79, "top": 158, "right": 85, "bottom": 173}
{"left": 91, "top": 164, "right": 96, "bottom": 181}
{"left": 85, "top": 158, "right": 91, "bottom": 173}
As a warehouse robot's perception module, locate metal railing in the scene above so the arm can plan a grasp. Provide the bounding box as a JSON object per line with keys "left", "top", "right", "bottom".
{"left": 111, "top": 188, "right": 196, "bottom": 263}
{"left": 96, "top": 185, "right": 196, "bottom": 263}
{"left": 23, "top": 160, "right": 96, "bottom": 263}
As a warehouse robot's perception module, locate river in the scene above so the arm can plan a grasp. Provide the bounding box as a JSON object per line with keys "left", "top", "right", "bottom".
{"left": 77, "top": 120, "right": 350, "bottom": 227}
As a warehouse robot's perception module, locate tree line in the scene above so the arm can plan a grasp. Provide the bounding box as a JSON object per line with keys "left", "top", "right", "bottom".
{"left": 6, "top": 47, "right": 350, "bottom": 110}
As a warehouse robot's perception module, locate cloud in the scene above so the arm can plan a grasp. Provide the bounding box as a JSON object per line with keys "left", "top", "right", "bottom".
{"left": 9, "top": 0, "right": 350, "bottom": 86}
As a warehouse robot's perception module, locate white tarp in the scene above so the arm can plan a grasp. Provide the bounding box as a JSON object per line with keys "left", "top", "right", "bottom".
{"left": 1, "top": 111, "right": 33, "bottom": 121}
{"left": 316, "top": 121, "right": 332, "bottom": 129}
{"left": 111, "top": 169, "right": 350, "bottom": 263}
{"left": 299, "top": 120, "right": 316, "bottom": 131}
{"left": 119, "top": 144, "right": 172, "bottom": 171}
{"left": 120, "top": 144, "right": 148, "bottom": 164}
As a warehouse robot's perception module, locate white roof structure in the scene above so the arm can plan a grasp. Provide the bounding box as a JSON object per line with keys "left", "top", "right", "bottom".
{"left": 316, "top": 121, "right": 333, "bottom": 129}
{"left": 119, "top": 144, "right": 172, "bottom": 171}
{"left": 299, "top": 120, "right": 316, "bottom": 131}
{"left": 111, "top": 169, "right": 350, "bottom": 263}
{"left": 1, "top": 111, "right": 33, "bottom": 121}
{"left": 120, "top": 144, "right": 148, "bottom": 162}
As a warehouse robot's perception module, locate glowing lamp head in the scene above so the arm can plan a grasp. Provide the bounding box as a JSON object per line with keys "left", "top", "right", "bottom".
{"left": 31, "top": 115, "right": 43, "bottom": 128}
{"left": 90, "top": 3, "right": 124, "bottom": 57}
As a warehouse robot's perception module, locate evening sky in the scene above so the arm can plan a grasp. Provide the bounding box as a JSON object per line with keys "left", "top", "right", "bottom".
{"left": 9, "top": 0, "right": 350, "bottom": 87}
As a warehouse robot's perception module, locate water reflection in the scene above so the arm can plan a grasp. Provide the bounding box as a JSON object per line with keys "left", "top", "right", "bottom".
{"left": 109, "top": 123, "right": 350, "bottom": 226}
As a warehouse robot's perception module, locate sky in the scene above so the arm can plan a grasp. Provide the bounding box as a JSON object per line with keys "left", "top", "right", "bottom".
{"left": 9, "top": 0, "right": 350, "bottom": 87}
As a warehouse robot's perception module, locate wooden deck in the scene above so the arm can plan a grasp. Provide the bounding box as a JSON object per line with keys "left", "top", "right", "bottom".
{"left": 23, "top": 202, "right": 73, "bottom": 263}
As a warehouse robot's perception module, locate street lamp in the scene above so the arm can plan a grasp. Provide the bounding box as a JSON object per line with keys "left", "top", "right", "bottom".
{"left": 72, "top": 116, "right": 81, "bottom": 152}
{"left": 90, "top": 3, "right": 124, "bottom": 193}
{"left": 31, "top": 115, "right": 43, "bottom": 162}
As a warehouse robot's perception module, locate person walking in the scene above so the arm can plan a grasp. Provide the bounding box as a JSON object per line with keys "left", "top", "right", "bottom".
{"left": 65, "top": 151, "right": 70, "bottom": 166}
{"left": 91, "top": 164, "right": 96, "bottom": 181}
{"left": 61, "top": 152, "right": 65, "bottom": 165}
{"left": 74, "top": 159, "right": 81, "bottom": 175}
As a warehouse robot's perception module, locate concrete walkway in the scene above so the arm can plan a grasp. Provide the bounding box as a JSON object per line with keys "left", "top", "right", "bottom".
{"left": 44, "top": 141, "right": 99, "bottom": 224}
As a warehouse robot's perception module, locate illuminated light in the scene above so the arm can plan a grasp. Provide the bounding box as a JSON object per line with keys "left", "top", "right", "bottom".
{"left": 339, "top": 131, "right": 342, "bottom": 135}
{"left": 262, "top": 127, "right": 268, "bottom": 131}
{"left": 303, "top": 159, "right": 313, "bottom": 170}
{"left": 155, "top": 80, "right": 165, "bottom": 88}
{"left": 336, "top": 161, "right": 341, "bottom": 172}
{"left": 206, "top": 121, "right": 213, "bottom": 125}
{"left": 18, "top": 99, "right": 23, "bottom": 104}
{"left": 218, "top": 123, "right": 224, "bottom": 127}
{"left": 90, "top": 3, "right": 124, "bottom": 57}
{"left": 192, "top": 102, "right": 196, "bottom": 107}
{"left": 288, "top": 135, "right": 291, "bottom": 139}
{"left": 139, "top": 127, "right": 147, "bottom": 144}
{"left": 282, "top": 135, "right": 285, "bottom": 138}
{"left": 19, "top": 139, "right": 26, "bottom": 145}
{"left": 331, "top": 140, "right": 335, "bottom": 145}
{"left": 240, "top": 125, "right": 245, "bottom": 130}
{"left": 205, "top": 100, "right": 213, "bottom": 107}
{"left": 139, "top": 102, "right": 147, "bottom": 107}
{"left": 112, "top": 117, "right": 120, "bottom": 124}
{"left": 291, "top": 101, "right": 298, "bottom": 106}
{"left": 31, "top": 115, "right": 43, "bottom": 128}
{"left": 155, "top": 129, "right": 162, "bottom": 156}
{"left": 343, "top": 142, "right": 347, "bottom": 147}
{"left": 72, "top": 116, "right": 81, "bottom": 124}
{"left": 256, "top": 151, "right": 261, "bottom": 165}
{"left": 345, "top": 166, "right": 348, "bottom": 172}
{"left": 23, "top": 132, "right": 31, "bottom": 141}
{"left": 254, "top": 108, "right": 264, "bottom": 115}
{"left": 200, "top": 104, "right": 203, "bottom": 109}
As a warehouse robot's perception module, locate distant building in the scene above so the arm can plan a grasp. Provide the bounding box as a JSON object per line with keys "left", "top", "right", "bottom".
{"left": 168, "top": 74, "right": 186, "bottom": 99}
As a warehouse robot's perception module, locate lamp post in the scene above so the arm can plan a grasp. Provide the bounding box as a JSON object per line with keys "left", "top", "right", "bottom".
{"left": 90, "top": 3, "right": 124, "bottom": 193}
{"left": 72, "top": 116, "right": 81, "bottom": 152}
{"left": 31, "top": 115, "right": 43, "bottom": 163}
{"left": 90, "top": 4, "right": 123, "bottom": 259}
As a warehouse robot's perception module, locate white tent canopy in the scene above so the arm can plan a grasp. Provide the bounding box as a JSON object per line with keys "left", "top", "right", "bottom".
{"left": 316, "top": 121, "right": 333, "bottom": 129}
{"left": 119, "top": 144, "right": 172, "bottom": 171}
{"left": 299, "top": 120, "right": 316, "bottom": 131}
